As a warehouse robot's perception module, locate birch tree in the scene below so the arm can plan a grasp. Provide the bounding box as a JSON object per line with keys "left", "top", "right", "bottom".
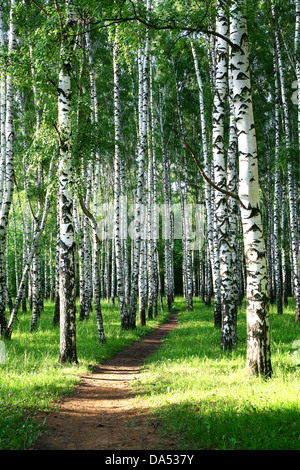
{"left": 0, "top": 0, "right": 16, "bottom": 338}
{"left": 129, "top": 10, "right": 149, "bottom": 328}
{"left": 189, "top": 31, "right": 216, "bottom": 310}
{"left": 271, "top": 0, "right": 300, "bottom": 323}
{"left": 213, "top": 0, "right": 237, "bottom": 348}
{"left": 174, "top": 67, "right": 193, "bottom": 311}
{"left": 4, "top": 155, "right": 55, "bottom": 339}
{"left": 0, "top": 2, "right": 5, "bottom": 208}
{"left": 113, "top": 27, "right": 129, "bottom": 329}
{"left": 158, "top": 81, "right": 173, "bottom": 311}
{"left": 272, "top": 43, "right": 283, "bottom": 315}
{"left": 296, "top": 0, "right": 300, "bottom": 154}
{"left": 230, "top": 0, "right": 272, "bottom": 377}
{"left": 57, "top": 3, "right": 78, "bottom": 363}
{"left": 147, "top": 56, "right": 158, "bottom": 318}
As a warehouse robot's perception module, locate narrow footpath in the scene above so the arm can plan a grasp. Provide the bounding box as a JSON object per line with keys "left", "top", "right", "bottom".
{"left": 34, "top": 312, "right": 179, "bottom": 451}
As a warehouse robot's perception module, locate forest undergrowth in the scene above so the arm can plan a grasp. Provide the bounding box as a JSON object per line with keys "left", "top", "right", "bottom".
{"left": 0, "top": 296, "right": 299, "bottom": 450}
{"left": 133, "top": 297, "right": 300, "bottom": 450}
{"left": 0, "top": 299, "right": 169, "bottom": 450}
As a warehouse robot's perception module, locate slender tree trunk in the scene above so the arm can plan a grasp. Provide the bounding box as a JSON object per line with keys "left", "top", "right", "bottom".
{"left": 138, "top": 182, "right": 147, "bottom": 324}
{"left": 73, "top": 200, "right": 85, "bottom": 320}
{"left": 49, "top": 232, "right": 54, "bottom": 302}
{"left": 149, "top": 58, "right": 158, "bottom": 316}
{"left": 190, "top": 34, "right": 216, "bottom": 313}
{"left": 111, "top": 231, "right": 115, "bottom": 305}
{"left": 227, "top": 69, "right": 239, "bottom": 313}
{"left": 173, "top": 67, "right": 193, "bottom": 311}
{"left": 214, "top": 0, "right": 237, "bottom": 348}
{"left": 30, "top": 216, "right": 40, "bottom": 332}
{"left": 183, "top": 154, "right": 193, "bottom": 311}
{"left": 146, "top": 68, "right": 154, "bottom": 320}
{"left": 230, "top": 0, "right": 272, "bottom": 378}
{"left": 83, "top": 161, "right": 92, "bottom": 315}
{"left": 139, "top": 237, "right": 147, "bottom": 325}
{"left": 120, "top": 160, "right": 130, "bottom": 306}
{"left": 265, "top": 146, "right": 275, "bottom": 305}
{"left": 129, "top": 24, "right": 149, "bottom": 328}
{"left": 296, "top": 0, "right": 300, "bottom": 156}
{"left": 53, "top": 199, "right": 60, "bottom": 326}
{"left": 44, "top": 239, "right": 48, "bottom": 300}
{"left": 12, "top": 202, "right": 18, "bottom": 293}
{"left": 271, "top": 0, "right": 300, "bottom": 322}
{"left": 156, "top": 247, "right": 164, "bottom": 312}
{"left": 0, "top": 0, "right": 16, "bottom": 338}
{"left": 57, "top": 7, "right": 77, "bottom": 364}
{"left": 77, "top": 194, "right": 106, "bottom": 343}
{"left": 113, "top": 29, "right": 129, "bottom": 329}
{"left": 0, "top": 3, "right": 5, "bottom": 209}
{"left": 158, "top": 85, "right": 172, "bottom": 311}
{"left": 272, "top": 45, "right": 283, "bottom": 314}
{"left": 22, "top": 194, "right": 29, "bottom": 313}
{"left": 5, "top": 156, "right": 54, "bottom": 339}
{"left": 0, "top": 3, "right": 6, "bottom": 333}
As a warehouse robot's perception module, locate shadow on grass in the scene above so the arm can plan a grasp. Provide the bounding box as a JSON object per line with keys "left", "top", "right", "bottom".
{"left": 152, "top": 398, "right": 300, "bottom": 450}
{"left": 136, "top": 297, "right": 300, "bottom": 450}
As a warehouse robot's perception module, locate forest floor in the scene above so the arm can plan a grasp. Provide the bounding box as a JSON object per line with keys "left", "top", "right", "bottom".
{"left": 33, "top": 311, "right": 181, "bottom": 451}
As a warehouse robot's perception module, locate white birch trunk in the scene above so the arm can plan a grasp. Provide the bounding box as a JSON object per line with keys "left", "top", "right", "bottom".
{"left": 83, "top": 161, "right": 93, "bottom": 315}
{"left": 5, "top": 155, "right": 54, "bottom": 339}
{"left": 174, "top": 70, "right": 193, "bottom": 311}
{"left": 146, "top": 62, "right": 154, "bottom": 319}
{"left": 227, "top": 71, "right": 239, "bottom": 313}
{"left": 213, "top": 1, "right": 237, "bottom": 347}
{"left": 190, "top": 35, "right": 216, "bottom": 310}
{"left": 12, "top": 201, "right": 18, "bottom": 293}
{"left": 57, "top": 7, "right": 77, "bottom": 363}
{"left": 49, "top": 232, "right": 54, "bottom": 302}
{"left": 73, "top": 200, "right": 86, "bottom": 320}
{"left": 53, "top": 197, "right": 60, "bottom": 326}
{"left": 296, "top": 0, "right": 300, "bottom": 156}
{"left": 0, "top": 0, "right": 16, "bottom": 337}
{"left": 113, "top": 29, "right": 129, "bottom": 328}
{"left": 272, "top": 46, "right": 282, "bottom": 314}
{"left": 129, "top": 25, "right": 149, "bottom": 328}
{"left": 148, "top": 58, "right": 158, "bottom": 316}
{"left": 0, "top": 3, "right": 5, "bottom": 208}
{"left": 78, "top": 196, "right": 105, "bottom": 343}
{"left": 120, "top": 159, "right": 130, "bottom": 305}
{"left": 86, "top": 27, "right": 102, "bottom": 308}
{"left": 158, "top": 84, "right": 173, "bottom": 311}
{"left": 230, "top": 0, "right": 272, "bottom": 377}
{"left": 272, "top": 0, "right": 300, "bottom": 322}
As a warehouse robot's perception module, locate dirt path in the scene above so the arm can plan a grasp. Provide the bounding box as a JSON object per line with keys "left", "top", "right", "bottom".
{"left": 34, "top": 312, "right": 179, "bottom": 451}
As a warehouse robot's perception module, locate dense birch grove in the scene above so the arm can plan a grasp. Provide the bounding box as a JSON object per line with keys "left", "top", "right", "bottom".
{"left": 0, "top": 0, "right": 299, "bottom": 379}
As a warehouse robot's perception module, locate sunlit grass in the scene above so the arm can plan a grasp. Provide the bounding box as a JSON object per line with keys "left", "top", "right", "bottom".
{"left": 134, "top": 297, "right": 300, "bottom": 450}
{"left": 1, "top": 295, "right": 299, "bottom": 450}
{"left": 0, "top": 298, "right": 169, "bottom": 450}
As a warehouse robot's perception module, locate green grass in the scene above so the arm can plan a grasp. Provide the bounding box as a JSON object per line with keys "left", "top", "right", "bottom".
{"left": 1, "top": 296, "right": 299, "bottom": 450}
{"left": 133, "top": 297, "right": 300, "bottom": 450}
{"left": 0, "top": 299, "right": 169, "bottom": 450}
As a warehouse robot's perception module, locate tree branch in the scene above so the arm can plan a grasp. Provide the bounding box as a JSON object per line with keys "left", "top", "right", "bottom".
{"left": 29, "top": 0, "right": 49, "bottom": 17}
{"left": 78, "top": 196, "right": 100, "bottom": 242}
{"left": 183, "top": 141, "right": 247, "bottom": 210}
{"left": 89, "top": 12, "right": 241, "bottom": 52}
{"left": 53, "top": 0, "right": 63, "bottom": 32}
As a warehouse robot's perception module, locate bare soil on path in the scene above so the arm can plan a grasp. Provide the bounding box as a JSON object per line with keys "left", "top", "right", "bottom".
{"left": 34, "top": 312, "right": 180, "bottom": 451}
